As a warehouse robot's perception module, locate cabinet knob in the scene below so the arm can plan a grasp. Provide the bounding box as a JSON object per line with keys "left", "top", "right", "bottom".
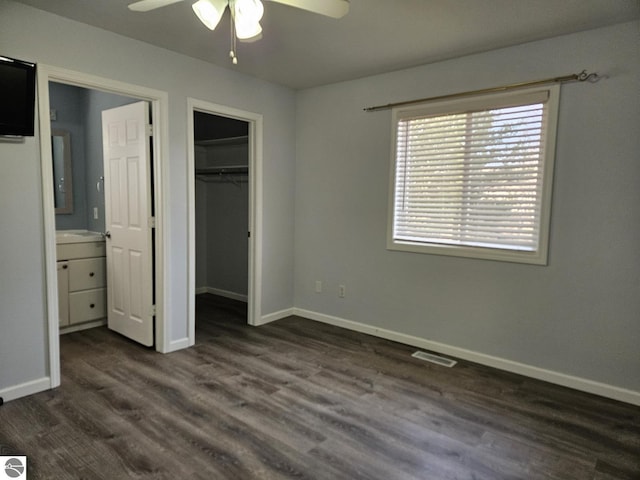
{"left": 89, "top": 272, "right": 95, "bottom": 277}
{"left": 90, "top": 303, "right": 95, "bottom": 309}
{"left": 62, "top": 265, "right": 68, "bottom": 269}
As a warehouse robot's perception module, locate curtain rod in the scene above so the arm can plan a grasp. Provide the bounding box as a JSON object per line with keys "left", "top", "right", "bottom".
{"left": 363, "top": 70, "right": 601, "bottom": 112}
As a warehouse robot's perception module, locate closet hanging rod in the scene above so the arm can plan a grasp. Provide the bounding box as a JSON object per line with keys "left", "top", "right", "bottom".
{"left": 363, "top": 70, "right": 602, "bottom": 112}
{"left": 195, "top": 135, "right": 248, "bottom": 147}
{"left": 196, "top": 174, "right": 248, "bottom": 183}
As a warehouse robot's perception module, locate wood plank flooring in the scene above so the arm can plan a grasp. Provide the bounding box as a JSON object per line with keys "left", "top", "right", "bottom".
{"left": 1, "top": 293, "right": 639, "bottom": 479}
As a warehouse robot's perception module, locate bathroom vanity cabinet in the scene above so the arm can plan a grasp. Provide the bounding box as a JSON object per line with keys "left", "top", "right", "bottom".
{"left": 56, "top": 232, "right": 107, "bottom": 331}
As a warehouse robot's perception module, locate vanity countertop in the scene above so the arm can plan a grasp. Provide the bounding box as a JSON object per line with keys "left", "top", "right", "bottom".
{"left": 56, "top": 230, "right": 105, "bottom": 244}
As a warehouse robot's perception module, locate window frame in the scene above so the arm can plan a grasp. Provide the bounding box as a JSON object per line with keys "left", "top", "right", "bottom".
{"left": 387, "top": 84, "right": 560, "bottom": 265}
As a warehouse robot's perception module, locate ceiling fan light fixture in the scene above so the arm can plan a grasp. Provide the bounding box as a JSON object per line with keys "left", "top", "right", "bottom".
{"left": 239, "top": 30, "right": 263, "bottom": 43}
{"left": 232, "top": 0, "right": 264, "bottom": 22}
{"left": 232, "top": 0, "right": 263, "bottom": 39}
{"left": 235, "top": 20, "right": 262, "bottom": 40}
{"left": 192, "top": 0, "right": 227, "bottom": 30}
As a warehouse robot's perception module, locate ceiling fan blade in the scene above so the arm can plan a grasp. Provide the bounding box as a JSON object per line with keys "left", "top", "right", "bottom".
{"left": 128, "top": 0, "right": 185, "bottom": 12}
{"left": 268, "top": 0, "right": 349, "bottom": 19}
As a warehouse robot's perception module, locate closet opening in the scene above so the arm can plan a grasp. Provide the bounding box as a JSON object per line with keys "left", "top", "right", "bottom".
{"left": 193, "top": 111, "right": 250, "bottom": 335}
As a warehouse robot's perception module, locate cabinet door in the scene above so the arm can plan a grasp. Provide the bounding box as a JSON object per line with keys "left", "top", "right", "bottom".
{"left": 57, "top": 262, "right": 70, "bottom": 327}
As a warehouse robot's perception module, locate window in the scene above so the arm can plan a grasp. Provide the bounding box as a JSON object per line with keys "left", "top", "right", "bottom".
{"left": 388, "top": 85, "right": 560, "bottom": 264}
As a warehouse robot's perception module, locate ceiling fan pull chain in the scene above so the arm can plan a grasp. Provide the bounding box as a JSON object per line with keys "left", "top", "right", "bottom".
{"left": 229, "top": 10, "right": 238, "bottom": 64}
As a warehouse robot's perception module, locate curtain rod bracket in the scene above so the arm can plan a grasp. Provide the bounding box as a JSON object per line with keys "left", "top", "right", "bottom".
{"left": 364, "top": 69, "right": 602, "bottom": 112}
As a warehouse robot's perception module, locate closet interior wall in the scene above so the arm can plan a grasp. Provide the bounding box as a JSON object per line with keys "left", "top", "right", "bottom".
{"left": 194, "top": 113, "right": 250, "bottom": 304}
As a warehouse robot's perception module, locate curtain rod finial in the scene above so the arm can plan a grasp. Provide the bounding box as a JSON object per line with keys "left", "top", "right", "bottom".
{"left": 577, "top": 70, "right": 602, "bottom": 83}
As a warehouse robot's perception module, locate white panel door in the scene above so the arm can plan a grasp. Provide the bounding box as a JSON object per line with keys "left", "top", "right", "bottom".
{"left": 102, "top": 101, "right": 154, "bottom": 346}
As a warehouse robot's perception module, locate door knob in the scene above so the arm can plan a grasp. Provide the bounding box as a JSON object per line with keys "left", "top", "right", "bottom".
{"left": 104, "top": 231, "right": 111, "bottom": 239}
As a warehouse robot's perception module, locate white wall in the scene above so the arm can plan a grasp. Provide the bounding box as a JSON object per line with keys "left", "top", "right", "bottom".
{"left": 0, "top": 0, "right": 295, "bottom": 398}
{"left": 294, "top": 21, "right": 640, "bottom": 397}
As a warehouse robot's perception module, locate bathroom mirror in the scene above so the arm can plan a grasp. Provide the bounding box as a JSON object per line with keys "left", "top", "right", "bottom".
{"left": 52, "top": 129, "right": 73, "bottom": 214}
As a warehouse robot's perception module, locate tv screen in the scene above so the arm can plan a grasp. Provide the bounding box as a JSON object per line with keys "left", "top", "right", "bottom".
{"left": 0, "top": 55, "right": 36, "bottom": 137}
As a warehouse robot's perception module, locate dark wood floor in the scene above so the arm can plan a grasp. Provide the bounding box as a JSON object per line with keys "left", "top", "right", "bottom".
{"left": 1, "top": 294, "right": 639, "bottom": 479}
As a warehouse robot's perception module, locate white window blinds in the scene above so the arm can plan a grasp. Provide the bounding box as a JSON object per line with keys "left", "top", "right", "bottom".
{"left": 389, "top": 86, "right": 559, "bottom": 264}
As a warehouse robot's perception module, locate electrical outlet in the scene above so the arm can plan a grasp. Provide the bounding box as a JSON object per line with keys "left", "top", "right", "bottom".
{"left": 339, "top": 285, "right": 346, "bottom": 298}
{"left": 315, "top": 280, "right": 322, "bottom": 293}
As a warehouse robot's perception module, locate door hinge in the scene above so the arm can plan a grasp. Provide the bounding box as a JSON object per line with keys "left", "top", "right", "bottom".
{"left": 146, "top": 124, "right": 153, "bottom": 136}
{"left": 149, "top": 216, "right": 156, "bottom": 228}
{"left": 150, "top": 305, "right": 156, "bottom": 317}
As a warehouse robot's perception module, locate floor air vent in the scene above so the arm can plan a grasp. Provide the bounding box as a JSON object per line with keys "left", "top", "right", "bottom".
{"left": 412, "top": 351, "right": 457, "bottom": 368}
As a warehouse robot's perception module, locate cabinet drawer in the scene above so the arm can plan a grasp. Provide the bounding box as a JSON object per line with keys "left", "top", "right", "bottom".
{"left": 69, "top": 288, "right": 106, "bottom": 324}
{"left": 69, "top": 257, "right": 106, "bottom": 291}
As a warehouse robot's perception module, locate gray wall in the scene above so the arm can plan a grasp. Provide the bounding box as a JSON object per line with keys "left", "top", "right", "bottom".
{"left": 195, "top": 148, "right": 208, "bottom": 290}
{"left": 0, "top": 0, "right": 296, "bottom": 397}
{"left": 50, "top": 82, "right": 87, "bottom": 230}
{"left": 195, "top": 143, "right": 249, "bottom": 297}
{"left": 293, "top": 21, "right": 640, "bottom": 393}
{"left": 50, "top": 84, "right": 134, "bottom": 232}
{"left": 83, "top": 89, "right": 137, "bottom": 233}
{"left": 0, "top": 136, "right": 48, "bottom": 390}
{"left": 204, "top": 179, "right": 249, "bottom": 296}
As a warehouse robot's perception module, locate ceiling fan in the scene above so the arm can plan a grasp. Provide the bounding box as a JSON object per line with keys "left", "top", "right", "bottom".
{"left": 128, "top": 0, "right": 349, "bottom": 63}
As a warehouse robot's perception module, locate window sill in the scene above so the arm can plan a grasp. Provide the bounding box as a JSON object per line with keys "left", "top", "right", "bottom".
{"left": 387, "top": 239, "right": 548, "bottom": 265}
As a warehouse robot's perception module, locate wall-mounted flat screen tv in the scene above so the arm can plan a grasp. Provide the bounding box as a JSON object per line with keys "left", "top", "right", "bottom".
{"left": 0, "top": 55, "right": 36, "bottom": 137}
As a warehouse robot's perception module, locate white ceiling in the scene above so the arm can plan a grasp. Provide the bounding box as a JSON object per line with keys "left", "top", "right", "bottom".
{"left": 12, "top": 0, "right": 640, "bottom": 89}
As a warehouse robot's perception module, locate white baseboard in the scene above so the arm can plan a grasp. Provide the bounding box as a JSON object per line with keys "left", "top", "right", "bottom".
{"left": 0, "top": 377, "right": 52, "bottom": 403}
{"left": 196, "top": 286, "right": 247, "bottom": 303}
{"left": 165, "top": 337, "right": 191, "bottom": 353}
{"left": 293, "top": 308, "right": 640, "bottom": 407}
{"left": 256, "top": 308, "right": 295, "bottom": 326}
{"left": 60, "top": 318, "right": 107, "bottom": 335}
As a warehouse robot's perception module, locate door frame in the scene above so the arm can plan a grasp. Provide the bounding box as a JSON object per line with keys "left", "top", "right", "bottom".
{"left": 187, "top": 98, "right": 263, "bottom": 343}
{"left": 37, "top": 65, "right": 170, "bottom": 388}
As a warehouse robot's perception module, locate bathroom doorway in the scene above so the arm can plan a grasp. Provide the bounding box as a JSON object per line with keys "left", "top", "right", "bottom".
{"left": 37, "top": 66, "right": 169, "bottom": 389}
{"left": 49, "top": 83, "right": 155, "bottom": 344}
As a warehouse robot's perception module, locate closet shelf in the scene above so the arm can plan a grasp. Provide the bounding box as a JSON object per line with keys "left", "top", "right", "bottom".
{"left": 195, "top": 165, "right": 248, "bottom": 176}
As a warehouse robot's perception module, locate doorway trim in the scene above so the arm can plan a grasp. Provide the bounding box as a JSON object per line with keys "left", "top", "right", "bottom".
{"left": 187, "top": 98, "right": 263, "bottom": 344}
{"left": 37, "top": 64, "right": 170, "bottom": 388}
